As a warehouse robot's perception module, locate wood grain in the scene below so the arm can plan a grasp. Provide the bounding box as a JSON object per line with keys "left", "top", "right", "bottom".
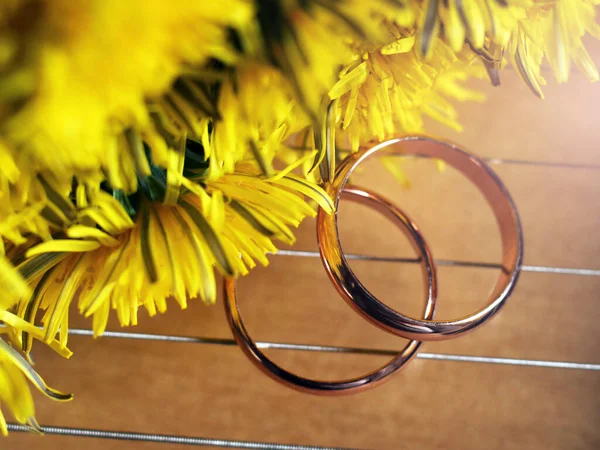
{"left": 5, "top": 65, "right": 600, "bottom": 449}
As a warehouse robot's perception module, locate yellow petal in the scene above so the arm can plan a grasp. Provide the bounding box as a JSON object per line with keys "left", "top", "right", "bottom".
{"left": 328, "top": 62, "right": 368, "bottom": 99}
{"left": 381, "top": 36, "right": 416, "bottom": 55}
{"left": 66, "top": 225, "right": 120, "bottom": 246}
{"left": 0, "top": 339, "right": 72, "bottom": 401}
{"left": 25, "top": 240, "right": 101, "bottom": 258}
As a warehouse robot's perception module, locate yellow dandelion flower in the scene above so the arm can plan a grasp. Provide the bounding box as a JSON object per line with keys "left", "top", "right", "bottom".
{"left": 419, "top": 0, "right": 531, "bottom": 56}
{"left": 239, "top": 0, "right": 417, "bottom": 118}
{"left": 201, "top": 64, "right": 309, "bottom": 180}
{"left": 507, "top": 0, "right": 600, "bottom": 98}
{"left": 13, "top": 157, "right": 332, "bottom": 346}
{"left": 0, "top": 336, "right": 72, "bottom": 435}
{"left": 0, "top": 0, "right": 597, "bottom": 434}
{"left": 0, "top": 179, "right": 134, "bottom": 310}
{"left": 140, "top": 60, "right": 315, "bottom": 190}
{"left": 417, "top": 0, "right": 599, "bottom": 93}
{"left": 330, "top": 39, "right": 486, "bottom": 151}
{"left": 0, "top": 0, "right": 253, "bottom": 192}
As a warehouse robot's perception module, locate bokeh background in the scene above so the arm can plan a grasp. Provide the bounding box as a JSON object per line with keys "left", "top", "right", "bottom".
{"left": 6, "top": 41, "right": 600, "bottom": 450}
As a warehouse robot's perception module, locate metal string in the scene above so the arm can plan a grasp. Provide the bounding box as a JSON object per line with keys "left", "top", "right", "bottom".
{"left": 66, "top": 328, "right": 600, "bottom": 371}
{"left": 275, "top": 250, "right": 600, "bottom": 277}
{"left": 6, "top": 424, "right": 355, "bottom": 450}
{"left": 9, "top": 155, "right": 600, "bottom": 447}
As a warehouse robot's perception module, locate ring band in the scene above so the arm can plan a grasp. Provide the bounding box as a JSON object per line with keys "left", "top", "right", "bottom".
{"left": 317, "top": 136, "right": 523, "bottom": 341}
{"left": 224, "top": 186, "right": 437, "bottom": 395}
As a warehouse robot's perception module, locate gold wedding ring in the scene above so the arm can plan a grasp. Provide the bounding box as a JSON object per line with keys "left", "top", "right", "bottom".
{"left": 224, "top": 186, "right": 438, "bottom": 395}
{"left": 317, "top": 136, "right": 523, "bottom": 341}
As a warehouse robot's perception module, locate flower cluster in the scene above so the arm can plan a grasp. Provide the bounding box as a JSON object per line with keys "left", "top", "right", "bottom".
{"left": 0, "top": 0, "right": 596, "bottom": 432}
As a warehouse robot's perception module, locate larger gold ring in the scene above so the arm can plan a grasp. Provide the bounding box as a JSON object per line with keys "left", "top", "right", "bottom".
{"left": 317, "top": 136, "right": 523, "bottom": 341}
{"left": 224, "top": 186, "right": 437, "bottom": 395}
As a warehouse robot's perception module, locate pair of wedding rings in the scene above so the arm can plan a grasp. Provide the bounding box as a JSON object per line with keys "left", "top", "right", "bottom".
{"left": 225, "top": 136, "right": 523, "bottom": 395}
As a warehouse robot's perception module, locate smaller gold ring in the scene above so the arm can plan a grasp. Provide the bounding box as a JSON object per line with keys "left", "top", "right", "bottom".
{"left": 224, "top": 186, "right": 437, "bottom": 395}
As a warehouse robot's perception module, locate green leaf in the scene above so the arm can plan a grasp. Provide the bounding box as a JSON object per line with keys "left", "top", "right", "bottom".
{"left": 137, "top": 172, "right": 166, "bottom": 203}
{"left": 113, "top": 189, "right": 137, "bottom": 217}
